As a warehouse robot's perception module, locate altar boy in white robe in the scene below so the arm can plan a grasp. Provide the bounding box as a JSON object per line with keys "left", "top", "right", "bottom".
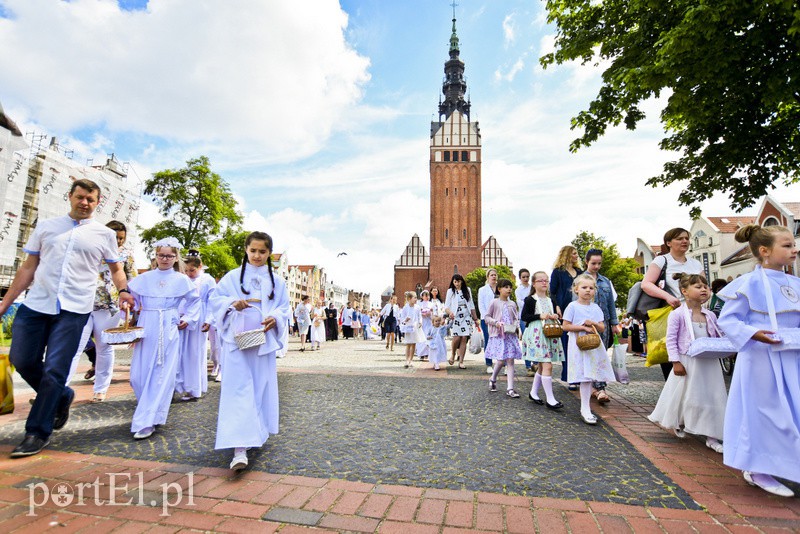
{"left": 210, "top": 231, "right": 290, "bottom": 470}
{"left": 175, "top": 252, "right": 216, "bottom": 400}
{"left": 127, "top": 238, "right": 200, "bottom": 440}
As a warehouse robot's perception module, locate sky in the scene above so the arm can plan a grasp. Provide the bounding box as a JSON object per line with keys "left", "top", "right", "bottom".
{"left": 1, "top": 0, "right": 797, "bottom": 303}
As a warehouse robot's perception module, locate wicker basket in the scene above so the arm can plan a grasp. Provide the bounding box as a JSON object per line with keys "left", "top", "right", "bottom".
{"left": 101, "top": 309, "right": 144, "bottom": 346}
{"left": 234, "top": 328, "right": 266, "bottom": 351}
{"left": 542, "top": 319, "right": 563, "bottom": 339}
{"left": 576, "top": 325, "right": 601, "bottom": 351}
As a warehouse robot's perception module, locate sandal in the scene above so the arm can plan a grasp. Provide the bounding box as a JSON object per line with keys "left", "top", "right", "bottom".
{"left": 489, "top": 380, "right": 497, "bottom": 392}
{"left": 596, "top": 390, "right": 610, "bottom": 404}
{"left": 92, "top": 392, "right": 106, "bottom": 402}
{"left": 448, "top": 358, "right": 454, "bottom": 365}
{"left": 458, "top": 363, "right": 466, "bottom": 369}
{"left": 506, "top": 389, "right": 520, "bottom": 398}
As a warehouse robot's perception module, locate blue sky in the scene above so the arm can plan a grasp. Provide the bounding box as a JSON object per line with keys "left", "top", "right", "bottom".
{"left": 1, "top": 0, "right": 794, "bottom": 300}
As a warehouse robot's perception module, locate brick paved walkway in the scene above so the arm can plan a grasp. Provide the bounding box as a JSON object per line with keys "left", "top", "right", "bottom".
{"left": 1, "top": 339, "right": 798, "bottom": 533}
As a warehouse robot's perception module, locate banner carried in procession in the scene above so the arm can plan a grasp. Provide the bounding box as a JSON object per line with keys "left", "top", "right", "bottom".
{"left": 0, "top": 130, "right": 30, "bottom": 266}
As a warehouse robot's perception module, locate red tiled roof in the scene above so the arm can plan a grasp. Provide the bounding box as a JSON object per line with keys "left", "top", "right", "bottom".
{"left": 707, "top": 216, "right": 755, "bottom": 233}
{"left": 782, "top": 202, "right": 800, "bottom": 218}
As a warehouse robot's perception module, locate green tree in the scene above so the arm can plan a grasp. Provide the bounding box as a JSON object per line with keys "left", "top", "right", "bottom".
{"left": 541, "top": 1, "right": 800, "bottom": 217}
{"left": 141, "top": 156, "right": 243, "bottom": 250}
{"left": 465, "top": 265, "right": 517, "bottom": 318}
{"left": 570, "top": 231, "right": 642, "bottom": 309}
{"left": 198, "top": 228, "right": 250, "bottom": 279}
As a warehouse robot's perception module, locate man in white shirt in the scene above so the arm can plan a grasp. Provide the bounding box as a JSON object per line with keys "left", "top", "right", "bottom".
{"left": 0, "top": 179, "right": 135, "bottom": 458}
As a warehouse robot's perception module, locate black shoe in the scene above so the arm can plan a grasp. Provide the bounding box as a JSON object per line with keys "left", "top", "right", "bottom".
{"left": 53, "top": 388, "right": 75, "bottom": 430}
{"left": 528, "top": 393, "right": 544, "bottom": 405}
{"left": 546, "top": 401, "right": 564, "bottom": 410}
{"left": 10, "top": 435, "right": 50, "bottom": 458}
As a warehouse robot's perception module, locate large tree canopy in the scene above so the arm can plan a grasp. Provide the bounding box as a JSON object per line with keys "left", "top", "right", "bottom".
{"left": 141, "top": 156, "right": 243, "bottom": 250}
{"left": 541, "top": 1, "right": 800, "bottom": 217}
{"left": 571, "top": 230, "right": 642, "bottom": 310}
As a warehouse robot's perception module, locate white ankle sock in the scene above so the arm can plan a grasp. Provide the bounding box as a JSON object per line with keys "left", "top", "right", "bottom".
{"left": 580, "top": 382, "right": 592, "bottom": 416}
{"left": 531, "top": 372, "right": 542, "bottom": 398}
{"left": 542, "top": 375, "right": 556, "bottom": 403}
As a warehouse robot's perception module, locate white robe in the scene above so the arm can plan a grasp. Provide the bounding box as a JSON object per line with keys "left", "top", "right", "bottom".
{"left": 310, "top": 306, "right": 326, "bottom": 344}
{"left": 175, "top": 273, "right": 216, "bottom": 397}
{"left": 210, "top": 264, "right": 290, "bottom": 450}
{"left": 128, "top": 268, "right": 200, "bottom": 433}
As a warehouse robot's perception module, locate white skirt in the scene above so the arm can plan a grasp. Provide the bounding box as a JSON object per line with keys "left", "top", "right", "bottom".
{"left": 648, "top": 356, "right": 727, "bottom": 439}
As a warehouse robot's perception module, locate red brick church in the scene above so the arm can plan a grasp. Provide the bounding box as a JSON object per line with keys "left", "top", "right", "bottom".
{"left": 393, "top": 12, "right": 511, "bottom": 295}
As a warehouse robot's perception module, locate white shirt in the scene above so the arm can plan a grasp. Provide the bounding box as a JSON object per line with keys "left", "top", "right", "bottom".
{"left": 478, "top": 284, "right": 496, "bottom": 316}
{"left": 23, "top": 215, "right": 120, "bottom": 314}
{"left": 515, "top": 284, "right": 531, "bottom": 310}
{"left": 651, "top": 254, "right": 703, "bottom": 300}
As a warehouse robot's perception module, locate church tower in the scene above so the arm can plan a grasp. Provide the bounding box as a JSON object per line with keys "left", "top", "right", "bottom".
{"left": 392, "top": 7, "right": 511, "bottom": 296}
{"left": 427, "top": 13, "right": 483, "bottom": 288}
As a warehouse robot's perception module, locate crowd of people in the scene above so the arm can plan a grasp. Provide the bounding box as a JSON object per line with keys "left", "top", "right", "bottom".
{"left": 0, "top": 182, "right": 797, "bottom": 497}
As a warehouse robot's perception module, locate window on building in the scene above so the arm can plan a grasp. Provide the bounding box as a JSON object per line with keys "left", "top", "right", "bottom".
{"left": 453, "top": 151, "right": 459, "bottom": 162}
{"left": 712, "top": 271, "right": 719, "bottom": 280}
{"left": 463, "top": 229, "right": 466, "bottom": 239}
{"left": 694, "top": 237, "right": 699, "bottom": 247}
{"left": 708, "top": 237, "right": 713, "bottom": 246}
{"left": 463, "top": 187, "right": 466, "bottom": 195}
{"left": 445, "top": 188, "right": 448, "bottom": 196}
{"left": 455, "top": 187, "right": 457, "bottom": 196}
{"left": 764, "top": 216, "right": 780, "bottom": 227}
{"left": 711, "top": 253, "right": 717, "bottom": 263}
{"left": 461, "top": 151, "right": 468, "bottom": 161}
{"left": 444, "top": 151, "right": 450, "bottom": 162}
{"left": 445, "top": 229, "right": 449, "bottom": 239}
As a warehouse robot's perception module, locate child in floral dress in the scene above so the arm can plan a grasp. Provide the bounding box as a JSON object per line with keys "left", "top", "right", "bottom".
{"left": 521, "top": 271, "right": 565, "bottom": 409}
{"left": 485, "top": 279, "right": 523, "bottom": 397}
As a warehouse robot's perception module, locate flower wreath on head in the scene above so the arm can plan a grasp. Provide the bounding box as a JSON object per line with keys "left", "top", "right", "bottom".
{"left": 152, "top": 237, "right": 181, "bottom": 249}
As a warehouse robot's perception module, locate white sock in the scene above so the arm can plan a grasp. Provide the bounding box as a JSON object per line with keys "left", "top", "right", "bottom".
{"left": 234, "top": 447, "right": 247, "bottom": 457}
{"left": 542, "top": 375, "right": 556, "bottom": 404}
{"left": 580, "top": 382, "right": 592, "bottom": 417}
{"left": 506, "top": 363, "right": 515, "bottom": 391}
{"left": 490, "top": 362, "right": 502, "bottom": 382}
{"left": 531, "top": 372, "right": 542, "bottom": 398}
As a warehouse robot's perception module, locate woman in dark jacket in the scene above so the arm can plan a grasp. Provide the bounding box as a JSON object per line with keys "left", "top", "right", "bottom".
{"left": 549, "top": 246, "right": 583, "bottom": 385}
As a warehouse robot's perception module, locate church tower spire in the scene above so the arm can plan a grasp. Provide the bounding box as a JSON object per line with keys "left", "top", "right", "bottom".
{"left": 439, "top": 2, "right": 470, "bottom": 121}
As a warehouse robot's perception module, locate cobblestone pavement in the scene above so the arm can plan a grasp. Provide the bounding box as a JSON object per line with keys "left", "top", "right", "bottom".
{"left": 2, "top": 338, "right": 799, "bottom": 533}
{"left": 0, "top": 372, "right": 696, "bottom": 508}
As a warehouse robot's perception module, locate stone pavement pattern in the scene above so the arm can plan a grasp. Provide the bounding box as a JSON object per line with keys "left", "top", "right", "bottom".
{"left": 0, "top": 338, "right": 798, "bottom": 533}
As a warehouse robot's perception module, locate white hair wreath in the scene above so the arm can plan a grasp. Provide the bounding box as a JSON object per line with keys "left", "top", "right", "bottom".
{"left": 153, "top": 237, "right": 181, "bottom": 249}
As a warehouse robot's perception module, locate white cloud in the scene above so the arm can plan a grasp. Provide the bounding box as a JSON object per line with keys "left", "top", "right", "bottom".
{"left": 0, "top": 0, "right": 371, "bottom": 162}
{"left": 502, "top": 13, "right": 516, "bottom": 46}
{"left": 493, "top": 58, "right": 525, "bottom": 83}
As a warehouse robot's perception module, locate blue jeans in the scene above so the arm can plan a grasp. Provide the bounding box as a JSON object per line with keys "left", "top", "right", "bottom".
{"left": 9, "top": 305, "right": 89, "bottom": 439}
{"left": 480, "top": 319, "right": 491, "bottom": 366}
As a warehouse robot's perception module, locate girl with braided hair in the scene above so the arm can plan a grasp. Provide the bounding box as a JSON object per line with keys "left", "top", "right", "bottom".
{"left": 210, "top": 232, "right": 290, "bottom": 470}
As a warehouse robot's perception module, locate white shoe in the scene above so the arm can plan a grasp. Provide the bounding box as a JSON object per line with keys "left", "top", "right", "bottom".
{"left": 705, "top": 438, "right": 724, "bottom": 454}
{"left": 230, "top": 452, "right": 248, "bottom": 471}
{"left": 486, "top": 366, "right": 493, "bottom": 374}
{"left": 581, "top": 412, "right": 598, "bottom": 425}
{"left": 743, "top": 471, "right": 795, "bottom": 497}
{"left": 215, "top": 372, "right": 222, "bottom": 382}
{"left": 674, "top": 428, "right": 686, "bottom": 438}
{"left": 133, "top": 427, "right": 154, "bottom": 440}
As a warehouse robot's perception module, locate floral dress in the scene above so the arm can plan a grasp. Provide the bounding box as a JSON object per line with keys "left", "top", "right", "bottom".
{"left": 522, "top": 296, "right": 565, "bottom": 363}
{"left": 484, "top": 304, "right": 522, "bottom": 361}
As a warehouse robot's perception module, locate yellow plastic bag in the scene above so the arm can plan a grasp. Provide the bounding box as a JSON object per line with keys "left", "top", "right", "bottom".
{"left": 0, "top": 353, "right": 14, "bottom": 415}
{"left": 645, "top": 305, "right": 673, "bottom": 367}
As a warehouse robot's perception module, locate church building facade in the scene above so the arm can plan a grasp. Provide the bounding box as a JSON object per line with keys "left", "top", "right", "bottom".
{"left": 394, "top": 13, "right": 511, "bottom": 295}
